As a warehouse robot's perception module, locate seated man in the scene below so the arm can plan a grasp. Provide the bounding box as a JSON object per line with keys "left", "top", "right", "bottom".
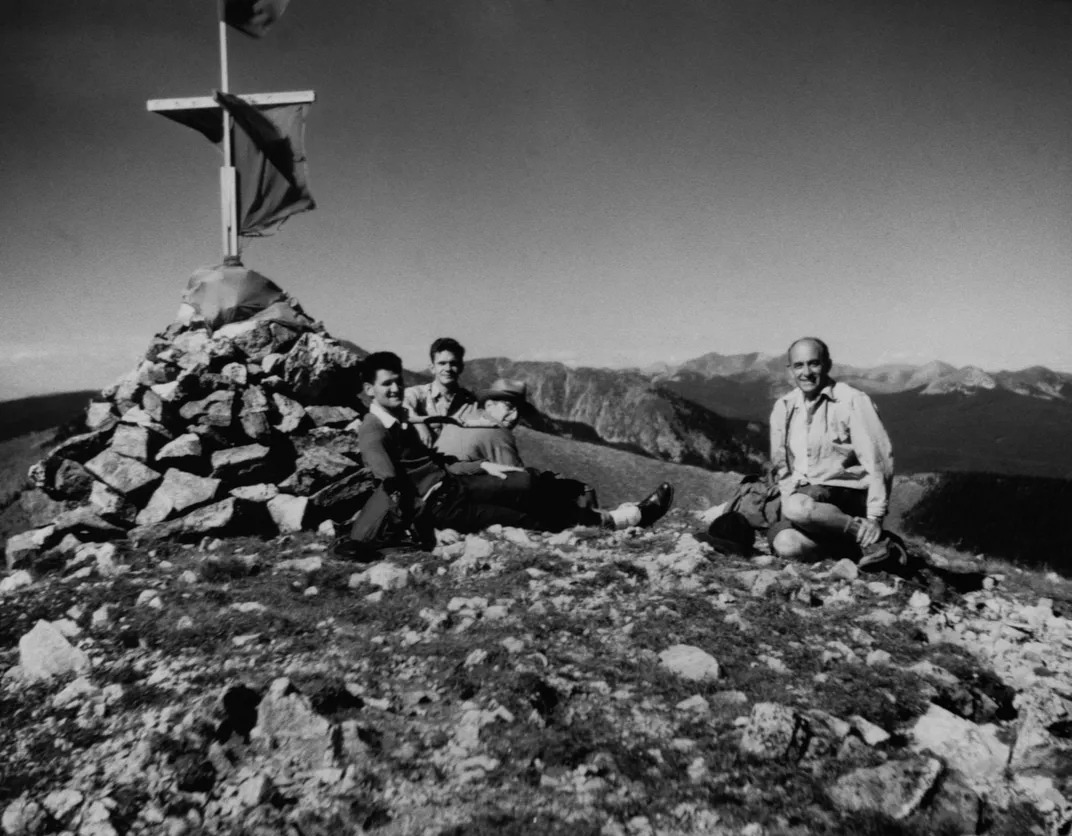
{"left": 436, "top": 377, "right": 599, "bottom": 519}
{"left": 402, "top": 337, "right": 480, "bottom": 446}
{"left": 435, "top": 378, "right": 529, "bottom": 467}
{"left": 338, "top": 352, "right": 673, "bottom": 556}
{"left": 767, "top": 337, "right": 904, "bottom": 567}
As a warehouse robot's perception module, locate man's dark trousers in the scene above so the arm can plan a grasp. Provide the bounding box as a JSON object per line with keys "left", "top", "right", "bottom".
{"left": 421, "top": 470, "right": 601, "bottom": 533}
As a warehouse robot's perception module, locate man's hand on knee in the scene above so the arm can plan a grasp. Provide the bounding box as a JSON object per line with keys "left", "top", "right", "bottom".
{"left": 855, "top": 517, "right": 883, "bottom": 547}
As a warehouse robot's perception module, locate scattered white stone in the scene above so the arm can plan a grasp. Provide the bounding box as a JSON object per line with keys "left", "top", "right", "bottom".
{"left": 464, "top": 649, "right": 488, "bottom": 668}
{"left": 501, "top": 527, "right": 534, "bottom": 546}
{"left": 865, "top": 649, "right": 892, "bottom": 667}
{"left": 676, "top": 695, "right": 710, "bottom": 714}
{"left": 91, "top": 605, "right": 111, "bottom": 629}
{"left": 41, "top": 789, "right": 84, "bottom": 825}
{"left": 136, "top": 590, "right": 163, "bottom": 609}
{"left": 761, "top": 654, "right": 790, "bottom": 674}
{"left": 850, "top": 715, "right": 891, "bottom": 746}
{"left": 52, "top": 618, "right": 81, "bottom": 638}
{"left": 659, "top": 645, "right": 720, "bottom": 682}
{"left": 547, "top": 529, "right": 576, "bottom": 547}
{"left": 687, "top": 756, "right": 708, "bottom": 784}
{"left": 709, "top": 690, "right": 748, "bottom": 707}
{"left": 858, "top": 609, "right": 897, "bottom": 626}
{"left": 908, "top": 591, "right": 931, "bottom": 610}
{"left": 501, "top": 637, "right": 525, "bottom": 654}
{"left": 910, "top": 703, "right": 1010, "bottom": 790}
{"left": 317, "top": 520, "right": 336, "bottom": 539}
{"left": 268, "top": 494, "right": 307, "bottom": 534}
{"left": 848, "top": 627, "right": 875, "bottom": 647}
{"left": 303, "top": 586, "right": 319, "bottom": 597}
{"left": 53, "top": 676, "right": 99, "bottom": 708}
{"left": 828, "top": 754, "right": 942, "bottom": 819}
{"left": 866, "top": 581, "right": 897, "bottom": 597}
{"left": 275, "top": 556, "right": 323, "bottom": 574}
{"left": 2, "top": 796, "right": 45, "bottom": 835}
{"left": 463, "top": 536, "right": 494, "bottom": 560}
{"left": 364, "top": 562, "right": 410, "bottom": 591}
{"left": 448, "top": 596, "right": 488, "bottom": 613}
{"left": 232, "top": 602, "right": 267, "bottom": 614}
{"left": 237, "top": 774, "right": 274, "bottom": 807}
{"left": 830, "top": 558, "right": 859, "bottom": 581}
{"left": 0, "top": 570, "right": 33, "bottom": 594}
{"left": 18, "top": 620, "right": 91, "bottom": 681}
{"left": 179, "top": 570, "right": 198, "bottom": 584}
{"left": 76, "top": 542, "right": 120, "bottom": 577}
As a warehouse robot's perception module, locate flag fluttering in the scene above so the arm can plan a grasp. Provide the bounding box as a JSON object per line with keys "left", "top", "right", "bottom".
{"left": 217, "top": 92, "right": 315, "bottom": 236}
{"left": 220, "top": 0, "right": 290, "bottom": 38}
{"left": 158, "top": 92, "right": 316, "bottom": 236}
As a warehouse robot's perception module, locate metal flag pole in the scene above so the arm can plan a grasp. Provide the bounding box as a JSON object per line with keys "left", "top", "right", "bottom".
{"left": 219, "top": 17, "right": 240, "bottom": 263}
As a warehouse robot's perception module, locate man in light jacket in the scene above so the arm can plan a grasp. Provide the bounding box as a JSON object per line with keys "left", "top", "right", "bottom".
{"left": 767, "top": 337, "right": 902, "bottom": 567}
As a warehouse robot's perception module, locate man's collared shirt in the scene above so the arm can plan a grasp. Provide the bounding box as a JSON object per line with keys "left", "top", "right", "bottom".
{"left": 769, "top": 380, "right": 894, "bottom": 519}
{"left": 369, "top": 401, "right": 405, "bottom": 431}
{"left": 403, "top": 381, "right": 479, "bottom": 445}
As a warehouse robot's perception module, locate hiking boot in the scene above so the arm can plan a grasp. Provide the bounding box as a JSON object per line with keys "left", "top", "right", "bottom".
{"left": 858, "top": 533, "right": 908, "bottom": 572}
{"left": 637, "top": 483, "right": 675, "bottom": 528}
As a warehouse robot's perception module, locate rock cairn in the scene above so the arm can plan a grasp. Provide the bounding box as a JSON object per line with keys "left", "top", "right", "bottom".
{"left": 6, "top": 309, "right": 375, "bottom": 568}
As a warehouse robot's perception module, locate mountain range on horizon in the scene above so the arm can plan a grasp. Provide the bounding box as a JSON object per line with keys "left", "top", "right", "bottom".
{"left": 627, "top": 350, "right": 1072, "bottom": 401}
{"left": 3, "top": 343, "right": 1070, "bottom": 483}
{"left": 461, "top": 350, "right": 1072, "bottom": 481}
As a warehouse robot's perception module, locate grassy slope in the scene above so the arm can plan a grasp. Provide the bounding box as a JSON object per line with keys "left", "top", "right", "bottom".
{"left": 514, "top": 427, "right": 744, "bottom": 511}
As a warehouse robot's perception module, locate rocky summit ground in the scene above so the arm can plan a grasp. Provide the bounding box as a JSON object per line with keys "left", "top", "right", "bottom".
{"left": 2, "top": 511, "right": 1072, "bottom": 836}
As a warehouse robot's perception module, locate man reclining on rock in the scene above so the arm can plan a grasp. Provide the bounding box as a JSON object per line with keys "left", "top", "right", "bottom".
{"left": 766, "top": 337, "right": 906, "bottom": 569}
{"left": 434, "top": 377, "right": 605, "bottom": 525}
{"left": 332, "top": 352, "right": 674, "bottom": 559}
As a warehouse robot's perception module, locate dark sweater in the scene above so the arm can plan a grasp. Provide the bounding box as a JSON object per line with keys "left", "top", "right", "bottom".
{"left": 358, "top": 410, "right": 482, "bottom": 499}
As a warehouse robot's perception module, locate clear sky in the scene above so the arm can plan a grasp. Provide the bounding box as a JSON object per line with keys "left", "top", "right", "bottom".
{"left": 2, "top": 0, "right": 1071, "bottom": 400}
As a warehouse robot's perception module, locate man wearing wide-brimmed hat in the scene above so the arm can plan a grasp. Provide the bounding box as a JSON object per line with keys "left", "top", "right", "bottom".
{"left": 434, "top": 378, "right": 529, "bottom": 466}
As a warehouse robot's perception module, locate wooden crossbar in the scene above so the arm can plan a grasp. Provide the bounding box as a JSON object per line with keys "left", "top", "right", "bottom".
{"left": 146, "top": 90, "right": 316, "bottom": 112}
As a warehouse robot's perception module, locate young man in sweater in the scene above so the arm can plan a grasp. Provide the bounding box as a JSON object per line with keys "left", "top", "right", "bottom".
{"left": 338, "top": 352, "right": 673, "bottom": 556}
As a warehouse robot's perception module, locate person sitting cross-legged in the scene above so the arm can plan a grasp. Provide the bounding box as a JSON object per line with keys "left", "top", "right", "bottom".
{"left": 766, "top": 336, "right": 906, "bottom": 569}
{"left": 334, "top": 352, "right": 674, "bottom": 559}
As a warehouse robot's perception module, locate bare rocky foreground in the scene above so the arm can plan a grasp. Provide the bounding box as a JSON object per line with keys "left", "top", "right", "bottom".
{"left": 2, "top": 515, "right": 1071, "bottom": 836}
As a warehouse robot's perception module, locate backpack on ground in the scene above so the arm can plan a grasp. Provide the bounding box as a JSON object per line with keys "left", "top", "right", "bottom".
{"left": 727, "top": 475, "right": 782, "bottom": 530}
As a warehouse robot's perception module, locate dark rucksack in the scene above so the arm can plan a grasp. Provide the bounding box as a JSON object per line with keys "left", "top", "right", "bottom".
{"left": 727, "top": 475, "right": 782, "bottom": 530}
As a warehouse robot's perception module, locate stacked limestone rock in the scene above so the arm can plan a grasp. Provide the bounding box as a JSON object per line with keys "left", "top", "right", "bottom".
{"left": 6, "top": 313, "right": 375, "bottom": 568}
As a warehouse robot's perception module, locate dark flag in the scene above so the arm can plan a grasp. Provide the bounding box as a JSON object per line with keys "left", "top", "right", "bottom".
{"left": 216, "top": 92, "right": 315, "bottom": 236}
{"left": 152, "top": 92, "right": 316, "bottom": 235}
{"left": 220, "top": 0, "right": 290, "bottom": 38}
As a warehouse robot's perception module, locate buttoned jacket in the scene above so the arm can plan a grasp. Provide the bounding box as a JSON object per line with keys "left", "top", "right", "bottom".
{"left": 769, "top": 380, "right": 894, "bottom": 519}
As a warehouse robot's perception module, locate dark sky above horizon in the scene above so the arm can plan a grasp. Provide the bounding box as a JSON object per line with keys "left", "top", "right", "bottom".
{"left": 2, "top": 0, "right": 1071, "bottom": 398}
